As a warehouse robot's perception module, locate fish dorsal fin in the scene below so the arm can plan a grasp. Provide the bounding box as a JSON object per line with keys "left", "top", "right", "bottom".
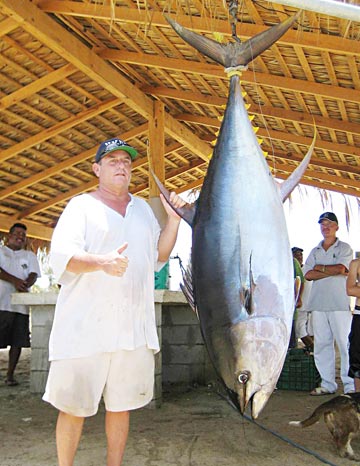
{"left": 279, "top": 130, "right": 316, "bottom": 202}
{"left": 150, "top": 170, "right": 196, "bottom": 227}
{"left": 165, "top": 12, "right": 300, "bottom": 69}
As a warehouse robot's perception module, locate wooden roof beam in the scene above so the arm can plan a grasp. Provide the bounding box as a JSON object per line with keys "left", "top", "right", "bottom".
{"left": 37, "top": 1, "right": 360, "bottom": 56}
{"left": 0, "top": 0, "right": 210, "bottom": 164}
{"left": 0, "top": 123, "right": 150, "bottom": 201}
{"left": 103, "top": 50, "right": 360, "bottom": 105}
{"left": 177, "top": 114, "right": 360, "bottom": 161}
{"left": 0, "top": 0, "right": 154, "bottom": 119}
{"left": 274, "top": 173, "right": 360, "bottom": 198}
{"left": 144, "top": 86, "right": 360, "bottom": 136}
{"left": 0, "top": 98, "right": 121, "bottom": 164}
{"left": 0, "top": 63, "right": 76, "bottom": 110}
{"left": 0, "top": 214, "right": 53, "bottom": 240}
{"left": 16, "top": 140, "right": 185, "bottom": 219}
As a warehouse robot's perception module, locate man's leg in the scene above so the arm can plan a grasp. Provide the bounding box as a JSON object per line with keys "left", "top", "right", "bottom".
{"left": 56, "top": 411, "right": 85, "bottom": 466}
{"left": 312, "top": 311, "right": 337, "bottom": 392}
{"left": 330, "top": 311, "right": 354, "bottom": 393}
{"left": 7, "top": 346, "right": 21, "bottom": 383}
{"left": 105, "top": 410, "right": 129, "bottom": 466}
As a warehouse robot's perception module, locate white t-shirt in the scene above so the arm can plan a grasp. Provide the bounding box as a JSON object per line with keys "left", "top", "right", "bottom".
{"left": 49, "top": 193, "right": 163, "bottom": 361}
{"left": 303, "top": 238, "right": 353, "bottom": 312}
{"left": 0, "top": 246, "right": 41, "bottom": 315}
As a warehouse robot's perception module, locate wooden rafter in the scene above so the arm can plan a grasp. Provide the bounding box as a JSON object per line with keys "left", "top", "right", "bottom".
{"left": 0, "top": 0, "right": 358, "bottom": 240}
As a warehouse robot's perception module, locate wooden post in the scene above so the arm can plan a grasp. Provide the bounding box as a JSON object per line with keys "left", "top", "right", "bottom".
{"left": 147, "top": 101, "right": 166, "bottom": 406}
{"left": 148, "top": 100, "right": 167, "bottom": 226}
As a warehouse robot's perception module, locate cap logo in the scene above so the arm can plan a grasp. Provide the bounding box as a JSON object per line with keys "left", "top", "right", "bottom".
{"left": 104, "top": 139, "right": 128, "bottom": 151}
{"left": 95, "top": 137, "right": 137, "bottom": 162}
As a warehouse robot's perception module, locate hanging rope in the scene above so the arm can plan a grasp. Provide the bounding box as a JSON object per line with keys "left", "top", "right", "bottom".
{"left": 228, "top": 0, "right": 241, "bottom": 42}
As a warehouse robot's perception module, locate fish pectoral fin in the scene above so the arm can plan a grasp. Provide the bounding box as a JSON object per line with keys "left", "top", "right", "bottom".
{"left": 279, "top": 129, "right": 316, "bottom": 202}
{"left": 240, "top": 254, "right": 256, "bottom": 315}
{"left": 240, "top": 286, "right": 252, "bottom": 315}
{"left": 179, "top": 262, "right": 197, "bottom": 316}
{"left": 150, "top": 169, "right": 196, "bottom": 227}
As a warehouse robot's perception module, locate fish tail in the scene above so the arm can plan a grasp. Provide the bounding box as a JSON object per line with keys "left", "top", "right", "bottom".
{"left": 165, "top": 12, "right": 300, "bottom": 69}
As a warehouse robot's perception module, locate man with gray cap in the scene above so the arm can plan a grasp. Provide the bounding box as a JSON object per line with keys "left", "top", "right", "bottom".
{"left": 43, "top": 137, "right": 187, "bottom": 466}
{"left": 303, "top": 212, "right": 354, "bottom": 396}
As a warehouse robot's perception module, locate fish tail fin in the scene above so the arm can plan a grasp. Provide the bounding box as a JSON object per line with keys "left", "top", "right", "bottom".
{"left": 165, "top": 12, "right": 300, "bottom": 69}
{"left": 165, "top": 15, "right": 229, "bottom": 67}
{"left": 150, "top": 169, "right": 196, "bottom": 227}
{"left": 237, "top": 12, "right": 301, "bottom": 66}
{"left": 279, "top": 128, "right": 316, "bottom": 202}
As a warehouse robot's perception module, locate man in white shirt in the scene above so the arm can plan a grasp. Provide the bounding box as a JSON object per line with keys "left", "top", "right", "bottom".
{"left": 303, "top": 212, "right": 354, "bottom": 396}
{"left": 0, "top": 223, "right": 40, "bottom": 386}
{"left": 43, "top": 137, "right": 186, "bottom": 466}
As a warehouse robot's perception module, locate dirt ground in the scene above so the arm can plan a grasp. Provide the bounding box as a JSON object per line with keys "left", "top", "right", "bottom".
{"left": 0, "top": 348, "right": 356, "bottom": 466}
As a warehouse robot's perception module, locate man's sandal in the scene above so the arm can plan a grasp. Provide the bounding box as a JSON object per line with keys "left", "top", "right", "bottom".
{"left": 310, "top": 387, "right": 335, "bottom": 396}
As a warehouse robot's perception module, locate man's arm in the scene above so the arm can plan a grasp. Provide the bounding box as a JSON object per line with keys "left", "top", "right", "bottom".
{"left": 346, "top": 259, "right": 360, "bottom": 298}
{"left": 157, "top": 193, "right": 186, "bottom": 263}
{"left": 25, "top": 272, "right": 38, "bottom": 288}
{"left": 66, "top": 243, "right": 129, "bottom": 276}
{"left": 0, "top": 267, "right": 28, "bottom": 291}
{"left": 305, "top": 263, "right": 348, "bottom": 281}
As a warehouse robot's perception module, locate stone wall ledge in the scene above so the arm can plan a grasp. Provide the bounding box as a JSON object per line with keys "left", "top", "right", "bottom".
{"left": 12, "top": 289, "right": 187, "bottom": 306}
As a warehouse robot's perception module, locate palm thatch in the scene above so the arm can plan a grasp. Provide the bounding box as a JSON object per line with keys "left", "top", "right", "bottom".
{"left": 0, "top": 0, "right": 359, "bottom": 241}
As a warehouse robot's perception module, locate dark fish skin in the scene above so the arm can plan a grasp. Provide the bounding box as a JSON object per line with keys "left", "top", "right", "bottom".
{"left": 165, "top": 12, "right": 301, "bottom": 69}
{"left": 156, "top": 13, "right": 314, "bottom": 419}
{"left": 191, "top": 72, "right": 295, "bottom": 419}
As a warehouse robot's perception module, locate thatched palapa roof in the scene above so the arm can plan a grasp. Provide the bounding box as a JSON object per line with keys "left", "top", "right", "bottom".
{"left": 0, "top": 0, "right": 359, "bottom": 241}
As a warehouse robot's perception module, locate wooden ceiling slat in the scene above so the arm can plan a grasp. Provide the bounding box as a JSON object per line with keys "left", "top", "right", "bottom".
{"left": 36, "top": 2, "right": 360, "bottom": 56}
{"left": 0, "top": 0, "right": 358, "bottom": 239}
{"left": 100, "top": 49, "right": 360, "bottom": 105}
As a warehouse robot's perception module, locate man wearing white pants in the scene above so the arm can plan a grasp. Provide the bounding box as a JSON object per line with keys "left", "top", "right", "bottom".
{"left": 303, "top": 212, "right": 354, "bottom": 396}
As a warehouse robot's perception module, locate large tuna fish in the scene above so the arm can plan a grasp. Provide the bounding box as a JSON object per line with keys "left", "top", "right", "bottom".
{"left": 155, "top": 12, "right": 315, "bottom": 419}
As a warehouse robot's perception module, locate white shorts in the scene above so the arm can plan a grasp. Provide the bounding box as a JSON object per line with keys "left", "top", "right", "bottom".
{"left": 43, "top": 346, "right": 155, "bottom": 417}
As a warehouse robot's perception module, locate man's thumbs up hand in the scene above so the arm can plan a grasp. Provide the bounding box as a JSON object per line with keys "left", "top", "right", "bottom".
{"left": 102, "top": 242, "right": 129, "bottom": 276}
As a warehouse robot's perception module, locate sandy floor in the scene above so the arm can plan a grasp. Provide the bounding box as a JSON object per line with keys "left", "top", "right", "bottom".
{"left": 0, "top": 348, "right": 356, "bottom": 466}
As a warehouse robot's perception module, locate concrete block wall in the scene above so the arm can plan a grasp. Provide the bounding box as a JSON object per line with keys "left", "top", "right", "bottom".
{"left": 161, "top": 304, "right": 216, "bottom": 385}
{"left": 13, "top": 291, "right": 217, "bottom": 404}
{"left": 29, "top": 304, "right": 55, "bottom": 394}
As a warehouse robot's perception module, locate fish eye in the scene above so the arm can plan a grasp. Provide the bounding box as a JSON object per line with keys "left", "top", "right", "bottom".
{"left": 238, "top": 371, "right": 250, "bottom": 384}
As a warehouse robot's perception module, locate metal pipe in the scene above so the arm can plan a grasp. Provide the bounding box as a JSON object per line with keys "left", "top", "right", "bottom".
{"left": 271, "top": 0, "right": 360, "bottom": 22}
